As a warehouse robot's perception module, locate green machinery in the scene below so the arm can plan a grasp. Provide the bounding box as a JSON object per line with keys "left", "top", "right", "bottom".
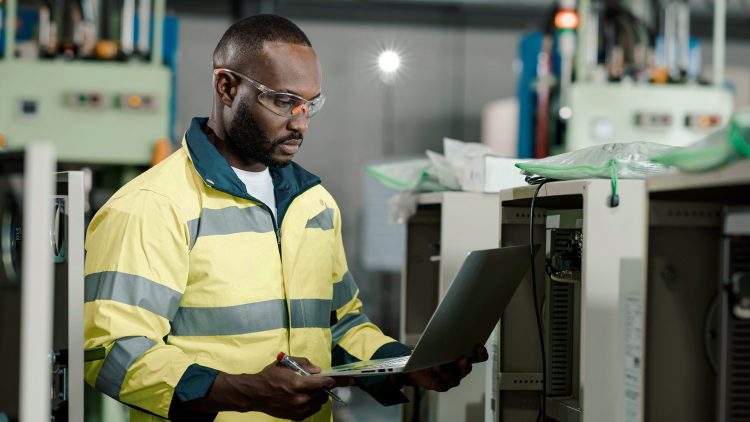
{"left": 564, "top": 0, "right": 734, "bottom": 152}
{"left": 0, "top": 0, "right": 171, "bottom": 165}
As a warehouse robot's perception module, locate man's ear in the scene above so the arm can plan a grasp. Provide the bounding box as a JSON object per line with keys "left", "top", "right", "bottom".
{"left": 214, "top": 72, "right": 238, "bottom": 107}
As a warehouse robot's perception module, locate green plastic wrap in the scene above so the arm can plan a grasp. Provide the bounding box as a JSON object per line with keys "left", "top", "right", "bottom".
{"left": 651, "top": 111, "right": 750, "bottom": 172}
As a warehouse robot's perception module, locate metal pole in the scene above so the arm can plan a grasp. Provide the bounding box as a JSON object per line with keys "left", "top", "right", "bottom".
{"left": 713, "top": 0, "right": 726, "bottom": 86}
{"left": 19, "top": 143, "right": 56, "bottom": 422}
{"left": 151, "top": 0, "right": 164, "bottom": 66}
{"left": 65, "top": 171, "right": 86, "bottom": 422}
{"left": 575, "top": 0, "right": 588, "bottom": 82}
{"left": 382, "top": 83, "right": 395, "bottom": 156}
{"left": 4, "top": 0, "right": 17, "bottom": 61}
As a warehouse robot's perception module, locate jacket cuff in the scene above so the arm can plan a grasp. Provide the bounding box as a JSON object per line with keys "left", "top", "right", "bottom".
{"left": 371, "top": 341, "right": 413, "bottom": 360}
{"left": 333, "top": 341, "right": 412, "bottom": 406}
{"left": 168, "top": 364, "right": 220, "bottom": 421}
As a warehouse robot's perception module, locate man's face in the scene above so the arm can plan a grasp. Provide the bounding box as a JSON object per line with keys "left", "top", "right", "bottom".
{"left": 226, "top": 42, "right": 321, "bottom": 168}
{"left": 226, "top": 97, "right": 294, "bottom": 168}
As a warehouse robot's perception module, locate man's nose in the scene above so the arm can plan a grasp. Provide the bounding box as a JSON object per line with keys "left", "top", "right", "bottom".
{"left": 291, "top": 103, "right": 309, "bottom": 117}
{"left": 288, "top": 105, "right": 309, "bottom": 134}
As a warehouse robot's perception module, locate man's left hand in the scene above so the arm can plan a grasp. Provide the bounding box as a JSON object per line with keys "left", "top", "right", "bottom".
{"left": 404, "top": 345, "right": 489, "bottom": 392}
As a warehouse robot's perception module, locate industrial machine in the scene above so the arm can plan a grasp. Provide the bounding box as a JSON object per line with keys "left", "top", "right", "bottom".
{"left": 641, "top": 162, "right": 750, "bottom": 422}
{"left": 401, "top": 192, "right": 501, "bottom": 422}
{"left": 0, "top": 145, "right": 85, "bottom": 422}
{"left": 51, "top": 170, "right": 86, "bottom": 421}
{"left": 0, "top": 0, "right": 176, "bottom": 166}
{"left": 718, "top": 207, "right": 750, "bottom": 422}
{"left": 491, "top": 179, "right": 648, "bottom": 422}
{"left": 543, "top": 213, "right": 582, "bottom": 421}
{"left": 514, "top": 0, "right": 735, "bottom": 158}
{"left": 566, "top": 0, "right": 733, "bottom": 152}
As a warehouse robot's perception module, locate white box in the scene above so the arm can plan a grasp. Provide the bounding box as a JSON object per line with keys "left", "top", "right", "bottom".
{"left": 459, "top": 155, "right": 528, "bottom": 193}
{"left": 481, "top": 97, "right": 518, "bottom": 157}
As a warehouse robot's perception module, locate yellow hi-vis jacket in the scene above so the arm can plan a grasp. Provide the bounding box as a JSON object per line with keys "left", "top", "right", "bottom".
{"left": 84, "top": 117, "right": 411, "bottom": 421}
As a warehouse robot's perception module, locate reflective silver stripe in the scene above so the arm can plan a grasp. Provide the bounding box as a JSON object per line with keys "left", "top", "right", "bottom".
{"left": 332, "top": 272, "right": 358, "bottom": 309}
{"left": 305, "top": 207, "right": 334, "bottom": 230}
{"left": 187, "top": 206, "right": 274, "bottom": 247}
{"left": 187, "top": 218, "right": 200, "bottom": 250}
{"left": 332, "top": 313, "right": 370, "bottom": 344}
{"left": 170, "top": 299, "right": 335, "bottom": 336}
{"left": 85, "top": 271, "right": 182, "bottom": 320}
{"left": 95, "top": 336, "right": 156, "bottom": 399}
{"left": 170, "top": 299, "right": 289, "bottom": 336}
{"left": 289, "top": 299, "right": 332, "bottom": 328}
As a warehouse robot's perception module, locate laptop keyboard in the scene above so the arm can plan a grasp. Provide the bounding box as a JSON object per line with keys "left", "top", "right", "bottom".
{"left": 365, "top": 356, "right": 410, "bottom": 368}
{"left": 331, "top": 355, "right": 410, "bottom": 371}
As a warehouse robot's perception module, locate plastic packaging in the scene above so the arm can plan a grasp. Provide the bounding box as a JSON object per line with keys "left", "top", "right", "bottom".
{"left": 516, "top": 142, "right": 676, "bottom": 180}
{"left": 365, "top": 158, "right": 444, "bottom": 192}
{"left": 366, "top": 138, "right": 502, "bottom": 192}
{"left": 651, "top": 111, "right": 750, "bottom": 172}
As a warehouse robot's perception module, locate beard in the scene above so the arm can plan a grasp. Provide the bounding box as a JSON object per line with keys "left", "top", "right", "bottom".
{"left": 226, "top": 98, "right": 303, "bottom": 168}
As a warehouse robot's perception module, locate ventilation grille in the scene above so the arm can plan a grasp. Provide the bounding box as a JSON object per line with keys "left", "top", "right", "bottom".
{"left": 547, "top": 281, "right": 574, "bottom": 396}
{"left": 727, "top": 237, "right": 750, "bottom": 422}
{"left": 727, "top": 317, "right": 750, "bottom": 421}
{"left": 546, "top": 229, "right": 579, "bottom": 397}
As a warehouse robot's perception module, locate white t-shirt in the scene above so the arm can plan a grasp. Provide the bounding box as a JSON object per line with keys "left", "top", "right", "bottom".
{"left": 232, "top": 167, "right": 277, "bottom": 221}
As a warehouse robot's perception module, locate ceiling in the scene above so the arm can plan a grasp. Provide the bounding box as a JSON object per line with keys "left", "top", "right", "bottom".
{"left": 166, "top": 0, "right": 750, "bottom": 39}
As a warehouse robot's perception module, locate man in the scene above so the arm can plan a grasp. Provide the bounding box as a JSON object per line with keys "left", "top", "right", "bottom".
{"left": 84, "top": 14, "right": 486, "bottom": 421}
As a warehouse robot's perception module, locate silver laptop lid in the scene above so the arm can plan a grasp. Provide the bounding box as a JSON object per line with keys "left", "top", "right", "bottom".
{"left": 404, "top": 244, "right": 537, "bottom": 373}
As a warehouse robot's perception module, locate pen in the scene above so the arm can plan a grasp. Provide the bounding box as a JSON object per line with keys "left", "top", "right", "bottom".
{"left": 276, "top": 352, "right": 346, "bottom": 405}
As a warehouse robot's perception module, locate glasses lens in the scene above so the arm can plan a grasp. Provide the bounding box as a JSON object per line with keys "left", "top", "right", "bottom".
{"left": 257, "top": 92, "right": 326, "bottom": 118}
{"left": 308, "top": 96, "right": 326, "bottom": 117}
{"left": 257, "top": 92, "right": 300, "bottom": 116}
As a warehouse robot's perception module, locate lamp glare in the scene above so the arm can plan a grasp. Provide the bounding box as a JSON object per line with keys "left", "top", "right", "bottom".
{"left": 378, "top": 51, "right": 401, "bottom": 73}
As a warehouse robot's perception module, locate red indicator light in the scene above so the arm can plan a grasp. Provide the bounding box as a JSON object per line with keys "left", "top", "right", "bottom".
{"left": 555, "top": 10, "right": 579, "bottom": 30}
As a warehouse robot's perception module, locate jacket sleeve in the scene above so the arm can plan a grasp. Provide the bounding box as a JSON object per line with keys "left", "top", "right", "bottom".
{"left": 329, "top": 204, "right": 412, "bottom": 405}
{"left": 84, "top": 190, "right": 216, "bottom": 418}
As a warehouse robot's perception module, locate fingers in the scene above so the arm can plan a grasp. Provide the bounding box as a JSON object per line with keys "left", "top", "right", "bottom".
{"left": 290, "top": 356, "right": 321, "bottom": 374}
{"left": 269, "top": 359, "right": 336, "bottom": 391}
{"left": 433, "top": 358, "right": 471, "bottom": 389}
{"left": 471, "top": 345, "right": 489, "bottom": 363}
{"left": 294, "top": 375, "right": 337, "bottom": 392}
{"left": 414, "top": 357, "right": 475, "bottom": 392}
{"left": 407, "top": 368, "right": 451, "bottom": 392}
{"left": 288, "top": 392, "right": 328, "bottom": 421}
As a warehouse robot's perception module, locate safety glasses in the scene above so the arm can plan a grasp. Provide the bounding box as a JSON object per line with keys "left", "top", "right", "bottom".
{"left": 213, "top": 68, "right": 326, "bottom": 118}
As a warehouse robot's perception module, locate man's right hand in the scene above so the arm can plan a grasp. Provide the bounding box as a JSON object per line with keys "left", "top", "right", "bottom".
{"left": 184, "top": 357, "right": 338, "bottom": 421}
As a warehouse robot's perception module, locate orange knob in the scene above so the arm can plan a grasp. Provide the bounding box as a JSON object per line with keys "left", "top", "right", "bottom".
{"left": 151, "top": 138, "right": 172, "bottom": 167}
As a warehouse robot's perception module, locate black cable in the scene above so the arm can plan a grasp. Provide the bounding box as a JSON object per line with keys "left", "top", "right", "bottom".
{"left": 530, "top": 181, "right": 548, "bottom": 420}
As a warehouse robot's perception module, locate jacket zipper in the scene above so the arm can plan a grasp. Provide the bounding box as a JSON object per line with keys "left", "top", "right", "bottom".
{"left": 258, "top": 203, "right": 282, "bottom": 258}
{"left": 228, "top": 182, "right": 321, "bottom": 353}
{"left": 258, "top": 181, "right": 322, "bottom": 259}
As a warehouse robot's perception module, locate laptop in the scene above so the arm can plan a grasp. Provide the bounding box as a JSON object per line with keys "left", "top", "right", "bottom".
{"left": 316, "top": 244, "right": 537, "bottom": 377}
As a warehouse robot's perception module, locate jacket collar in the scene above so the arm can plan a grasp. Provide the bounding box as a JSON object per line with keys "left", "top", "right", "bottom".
{"left": 184, "top": 117, "right": 321, "bottom": 224}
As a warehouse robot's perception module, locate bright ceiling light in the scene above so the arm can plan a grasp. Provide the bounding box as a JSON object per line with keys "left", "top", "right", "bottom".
{"left": 378, "top": 50, "right": 401, "bottom": 73}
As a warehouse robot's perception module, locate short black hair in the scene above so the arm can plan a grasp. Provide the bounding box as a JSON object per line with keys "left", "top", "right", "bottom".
{"left": 213, "top": 14, "right": 312, "bottom": 68}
